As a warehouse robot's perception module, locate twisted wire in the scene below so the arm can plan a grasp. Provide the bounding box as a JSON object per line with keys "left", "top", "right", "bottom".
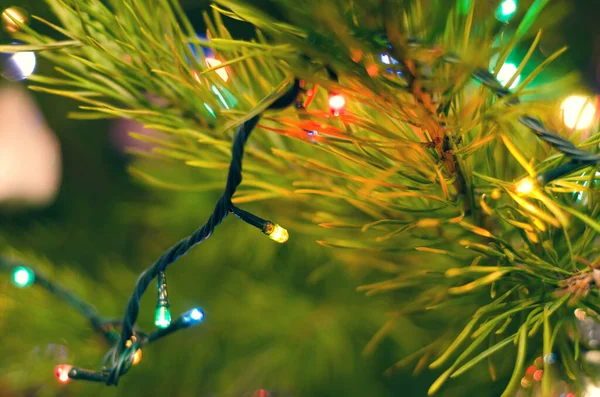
{"left": 95, "top": 78, "right": 300, "bottom": 385}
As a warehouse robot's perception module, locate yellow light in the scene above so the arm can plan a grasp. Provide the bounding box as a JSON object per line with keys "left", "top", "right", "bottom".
{"left": 491, "top": 189, "right": 502, "bottom": 200}
{"left": 515, "top": 178, "right": 535, "bottom": 196}
{"left": 263, "top": 222, "right": 289, "bottom": 243}
{"left": 2, "top": 7, "right": 28, "bottom": 33}
{"left": 561, "top": 95, "right": 596, "bottom": 130}
{"left": 132, "top": 349, "right": 142, "bottom": 365}
{"left": 205, "top": 58, "right": 229, "bottom": 82}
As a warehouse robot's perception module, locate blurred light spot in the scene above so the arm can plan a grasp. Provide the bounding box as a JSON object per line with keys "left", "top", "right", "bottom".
{"left": 205, "top": 57, "right": 228, "bottom": 82}
{"left": 561, "top": 95, "right": 596, "bottom": 130}
{"left": 496, "top": 0, "right": 518, "bottom": 23}
{"left": 496, "top": 63, "right": 520, "bottom": 89}
{"left": 1, "top": 49, "right": 36, "bottom": 81}
{"left": 533, "top": 369, "right": 543, "bottom": 382}
{"left": 575, "top": 308, "right": 588, "bottom": 321}
{"left": 2, "top": 7, "right": 28, "bottom": 33}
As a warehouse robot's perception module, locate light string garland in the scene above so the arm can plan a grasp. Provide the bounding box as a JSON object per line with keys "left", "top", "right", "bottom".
{"left": 382, "top": 37, "right": 600, "bottom": 188}
{"left": 71, "top": 78, "right": 301, "bottom": 385}
{"left": 1, "top": 79, "right": 300, "bottom": 386}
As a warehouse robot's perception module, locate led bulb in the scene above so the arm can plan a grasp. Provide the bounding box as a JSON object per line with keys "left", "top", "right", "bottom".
{"left": 55, "top": 364, "right": 72, "bottom": 384}
{"left": 263, "top": 222, "right": 289, "bottom": 243}
{"left": 155, "top": 305, "right": 172, "bottom": 329}
{"left": 561, "top": 95, "right": 596, "bottom": 130}
{"left": 515, "top": 177, "right": 535, "bottom": 196}
{"left": 183, "top": 307, "right": 205, "bottom": 324}
{"left": 328, "top": 94, "right": 346, "bottom": 115}
{"left": 155, "top": 271, "right": 171, "bottom": 329}
{"left": 2, "top": 7, "right": 28, "bottom": 33}
{"left": 12, "top": 266, "right": 34, "bottom": 288}
{"left": 132, "top": 349, "right": 142, "bottom": 365}
{"left": 496, "top": 63, "right": 520, "bottom": 89}
{"left": 205, "top": 57, "right": 229, "bottom": 82}
{"left": 496, "top": 0, "right": 518, "bottom": 23}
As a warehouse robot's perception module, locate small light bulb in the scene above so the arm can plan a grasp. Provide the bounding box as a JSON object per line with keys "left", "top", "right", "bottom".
{"left": 515, "top": 177, "right": 535, "bottom": 196}
{"left": 155, "top": 271, "right": 171, "bottom": 328}
{"left": 1, "top": 7, "right": 28, "bottom": 33}
{"left": 190, "top": 308, "right": 204, "bottom": 321}
{"left": 328, "top": 94, "right": 346, "bottom": 115}
{"left": 54, "top": 364, "right": 72, "bottom": 384}
{"left": 496, "top": 62, "right": 520, "bottom": 89}
{"left": 132, "top": 349, "right": 142, "bottom": 365}
{"left": 561, "top": 95, "right": 596, "bottom": 130}
{"left": 12, "top": 266, "right": 34, "bottom": 288}
{"left": 1, "top": 50, "right": 36, "bottom": 81}
{"left": 205, "top": 57, "right": 229, "bottom": 82}
{"left": 263, "top": 222, "right": 289, "bottom": 243}
{"left": 496, "top": 0, "right": 518, "bottom": 23}
{"left": 155, "top": 305, "right": 171, "bottom": 328}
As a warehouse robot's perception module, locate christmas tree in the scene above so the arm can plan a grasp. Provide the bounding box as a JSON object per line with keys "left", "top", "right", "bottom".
{"left": 1, "top": 0, "right": 599, "bottom": 396}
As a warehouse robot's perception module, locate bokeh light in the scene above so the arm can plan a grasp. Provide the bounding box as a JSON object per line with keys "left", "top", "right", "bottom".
{"left": 496, "top": 62, "right": 521, "bottom": 89}
{"left": 561, "top": 95, "right": 596, "bottom": 130}
{"left": 1, "top": 50, "right": 36, "bottom": 81}
{"left": 496, "top": 0, "right": 518, "bottom": 23}
{"left": 12, "top": 266, "right": 34, "bottom": 288}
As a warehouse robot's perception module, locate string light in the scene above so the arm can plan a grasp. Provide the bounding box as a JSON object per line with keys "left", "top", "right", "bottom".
{"left": 561, "top": 95, "right": 596, "bottom": 130}
{"left": 132, "top": 349, "right": 142, "bottom": 365}
{"left": 515, "top": 177, "right": 535, "bottom": 196}
{"left": 205, "top": 57, "right": 229, "bottom": 82}
{"left": 262, "top": 222, "right": 289, "bottom": 243}
{"left": 328, "top": 93, "right": 346, "bottom": 115}
{"left": 155, "top": 271, "right": 172, "bottom": 329}
{"left": 496, "top": 62, "right": 520, "bottom": 89}
{"left": 12, "top": 265, "right": 34, "bottom": 288}
{"left": 1, "top": 49, "right": 36, "bottom": 81}
{"left": 182, "top": 308, "right": 204, "bottom": 324}
{"left": 55, "top": 364, "right": 72, "bottom": 384}
{"left": 1, "top": 7, "right": 28, "bottom": 33}
{"left": 495, "top": 0, "right": 518, "bottom": 23}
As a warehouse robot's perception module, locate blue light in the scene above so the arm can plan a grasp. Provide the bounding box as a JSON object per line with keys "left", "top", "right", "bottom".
{"left": 183, "top": 308, "right": 204, "bottom": 323}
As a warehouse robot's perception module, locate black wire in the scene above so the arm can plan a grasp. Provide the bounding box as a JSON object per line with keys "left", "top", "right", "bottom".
{"left": 90, "top": 78, "right": 301, "bottom": 386}
{"left": 465, "top": 61, "right": 600, "bottom": 182}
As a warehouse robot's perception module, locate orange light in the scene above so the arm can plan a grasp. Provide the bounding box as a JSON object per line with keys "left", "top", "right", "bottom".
{"left": 328, "top": 94, "right": 346, "bottom": 114}
{"left": 132, "top": 349, "right": 142, "bottom": 365}
{"left": 55, "top": 364, "right": 72, "bottom": 384}
{"left": 205, "top": 58, "right": 229, "bottom": 82}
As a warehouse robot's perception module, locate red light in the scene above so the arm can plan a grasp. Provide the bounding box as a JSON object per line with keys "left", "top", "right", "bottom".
{"left": 328, "top": 94, "right": 346, "bottom": 114}
{"left": 55, "top": 364, "right": 72, "bottom": 384}
{"left": 533, "top": 369, "right": 543, "bottom": 382}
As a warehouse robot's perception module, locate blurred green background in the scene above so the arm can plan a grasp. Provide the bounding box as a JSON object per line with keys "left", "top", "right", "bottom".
{"left": 0, "top": 0, "right": 599, "bottom": 396}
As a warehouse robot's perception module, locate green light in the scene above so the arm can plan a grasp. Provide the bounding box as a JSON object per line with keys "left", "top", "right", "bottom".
{"left": 203, "top": 103, "right": 215, "bottom": 117}
{"left": 12, "top": 266, "right": 34, "bottom": 288}
{"left": 496, "top": 62, "right": 520, "bottom": 89}
{"left": 496, "top": 0, "right": 517, "bottom": 23}
{"left": 155, "top": 304, "right": 172, "bottom": 329}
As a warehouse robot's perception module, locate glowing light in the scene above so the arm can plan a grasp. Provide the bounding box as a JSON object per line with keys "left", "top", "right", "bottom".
{"left": 328, "top": 94, "right": 346, "bottom": 115}
{"left": 2, "top": 7, "right": 28, "bottom": 33}
{"left": 12, "top": 266, "right": 34, "bottom": 288}
{"left": 491, "top": 189, "right": 501, "bottom": 200}
{"left": 561, "top": 95, "right": 596, "bottom": 130}
{"left": 205, "top": 57, "right": 229, "bottom": 82}
{"left": 533, "top": 369, "right": 543, "bottom": 382}
{"left": 182, "top": 307, "right": 205, "bottom": 324}
{"left": 155, "top": 305, "right": 171, "bottom": 328}
{"left": 1, "top": 50, "right": 36, "bottom": 81}
{"left": 132, "top": 349, "right": 142, "bottom": 365}
{"left": 520, "top": 377, "right": 531, "bottom": 388}
{"left": 263, "top": 222, "right": 289, "bottom": 243}
{"left": 211, "top": 85, "right": 230, "bottom": 109}
{"left": 203, "top": 103, "right": 215, "bottom": 117}
{"left": 54, "top": 364, "right": 72, "bottom": 384}
{"left": 190, "top": 308, "right": 204, "bottom": 321}
{"left": 496, "top": 62, "right": 520, "bottom": 89}
{"left": 496, "top": 0, "right": 518, "bottom": 23}
{"left": 515, "top": 178, "right": 535, "bottom": 196}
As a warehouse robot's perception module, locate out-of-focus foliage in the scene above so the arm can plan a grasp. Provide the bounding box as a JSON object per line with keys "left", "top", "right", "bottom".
{"left": 1, "top": 0, "right": 599, "bottom": 396}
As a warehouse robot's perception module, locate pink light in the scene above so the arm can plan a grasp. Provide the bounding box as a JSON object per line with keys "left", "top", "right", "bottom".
{"left": 55, "top": 364, "right": 72, "bottom": 384}
{"left": 205, "top": 58, "right": 229, "bottom": 82}
{"left": 328, "top": 94, "right": 346, "bottom": 113}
